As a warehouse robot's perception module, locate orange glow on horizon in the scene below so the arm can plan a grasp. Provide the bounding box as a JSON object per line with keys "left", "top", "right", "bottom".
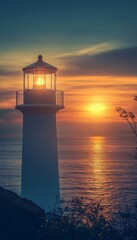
{"left": 1, "top": 73, "right": 137, "bottom": 124}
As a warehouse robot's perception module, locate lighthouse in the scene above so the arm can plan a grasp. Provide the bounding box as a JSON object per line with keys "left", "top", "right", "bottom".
{"left": 15, "top": 55, "right": 64, "bottom": 211}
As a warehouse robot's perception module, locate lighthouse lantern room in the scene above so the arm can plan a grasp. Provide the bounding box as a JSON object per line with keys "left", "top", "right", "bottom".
{"left": 15, "top": 55, "right": 64, "bottom": 211}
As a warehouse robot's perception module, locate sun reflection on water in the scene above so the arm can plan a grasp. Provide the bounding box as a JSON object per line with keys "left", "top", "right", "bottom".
{"left": 89, "top": 136, "right": 107, "bottom": 204}
{"left": 59, "top": 136, "right": 137, "bottom": 214}
{"left": 92, "top": 137, "right": 104, "bottom": 173}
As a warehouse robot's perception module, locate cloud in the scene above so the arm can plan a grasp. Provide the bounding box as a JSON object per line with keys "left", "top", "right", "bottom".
{"left": 59, "top": 46, "right": 137, "bottom": 76}
{"left": 0, "top": 68, "right": 20, "bottom": 76}
{"left": 56, "top": 42, "right": 119, "bottom": 58}
{"left": 0, "top": 109, "right": 18, "bottom": 124}
{"left": 0, "top": 90, "right": 15, "bottom": 101}
{"left": 70, "top": 83, "right": 137, "bottom": 90}
{"left": 0, "top": 109, "right": 21, "bottom": 137}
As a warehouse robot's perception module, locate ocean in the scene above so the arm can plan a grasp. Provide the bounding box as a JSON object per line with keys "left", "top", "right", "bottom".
{"left": 0, "top": 136, "right": 137, "bottom": 213}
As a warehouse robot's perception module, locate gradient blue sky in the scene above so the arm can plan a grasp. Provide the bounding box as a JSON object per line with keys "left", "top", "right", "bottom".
{"left": 1, "top": 0, "right": 137, "bottom": 137}
{"left": 1, "top": 0, "right": 137, "bottom": 51}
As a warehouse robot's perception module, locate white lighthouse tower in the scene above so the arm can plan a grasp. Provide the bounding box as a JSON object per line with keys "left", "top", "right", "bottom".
{"left": 15, "top": 55, "right": 64, "bottom": 211}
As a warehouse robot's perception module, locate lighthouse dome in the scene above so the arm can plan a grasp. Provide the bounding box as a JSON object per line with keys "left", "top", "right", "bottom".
{"left": 23, "top": 55, "right": 58, "bottom": 74}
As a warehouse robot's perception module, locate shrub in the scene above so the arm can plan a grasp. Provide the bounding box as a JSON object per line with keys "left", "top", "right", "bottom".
{"left": 43, "top": 197, "right": 121, "bottom": 240}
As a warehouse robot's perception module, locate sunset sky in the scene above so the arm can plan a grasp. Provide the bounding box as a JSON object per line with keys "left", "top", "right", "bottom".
{"left": 1, "top": 0, "right": 137, "bottom": 137}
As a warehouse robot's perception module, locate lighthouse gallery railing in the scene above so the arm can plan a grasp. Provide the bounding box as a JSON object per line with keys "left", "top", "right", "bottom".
{"left": 16, "top": 89, "right": 64, "bottom": 107}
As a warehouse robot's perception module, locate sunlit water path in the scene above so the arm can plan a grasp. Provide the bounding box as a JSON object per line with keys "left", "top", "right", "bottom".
{"left": 0, "top": 136, "right": 137, "bottom": 212}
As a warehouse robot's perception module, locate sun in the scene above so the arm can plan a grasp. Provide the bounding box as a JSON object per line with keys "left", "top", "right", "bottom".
{"left": 87, "top": 103, "right": 107, "bottom": 114}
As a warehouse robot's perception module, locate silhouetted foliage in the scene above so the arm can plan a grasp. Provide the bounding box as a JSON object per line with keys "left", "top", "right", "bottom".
{"left": 43, "top": 197, "right": 121, "bottom": 240}
{"left": 3, "top": 186, "right": 137, "bottom": 239}
{"left": 115, "top": 103, "right": 137, "bottom": 240}
{"left": 113, "top": 203, "right": 137, "bottom": 240}
{"left": 116, "top": 106, "right": 137, "bottom": 159}
{"left": 116, "top": 106, "right": 136, "bottom": 136}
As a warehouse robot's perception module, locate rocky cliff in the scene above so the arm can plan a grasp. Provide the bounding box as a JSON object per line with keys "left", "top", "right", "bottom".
{"left": 0, "top": 186, "right": 46, "bottom": 240}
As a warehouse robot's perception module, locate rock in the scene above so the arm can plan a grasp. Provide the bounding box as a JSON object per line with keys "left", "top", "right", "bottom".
{"left": 0, "top": 186, "right": 46, "bottom": 240}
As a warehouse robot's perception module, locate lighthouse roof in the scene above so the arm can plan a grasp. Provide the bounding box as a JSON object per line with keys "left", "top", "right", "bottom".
{"left": 23, "top": 55, "right": 58, "bottom": 74}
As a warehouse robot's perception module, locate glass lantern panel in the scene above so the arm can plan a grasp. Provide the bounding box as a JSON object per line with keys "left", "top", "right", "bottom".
{"left": 24, "top": 74, "right": 34, "bottom": 89}
{"left": 46, "top": 74, "right": 52, "bottom": 89}
{"left": 24, "top": 72, "right": 56, "bottom": 90}
{"left": 51, "top": 73, "right": 56, "bottom": 90}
